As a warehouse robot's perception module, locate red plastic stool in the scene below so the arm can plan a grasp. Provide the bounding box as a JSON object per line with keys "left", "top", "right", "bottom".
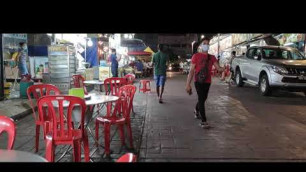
{"left": 139, "top": 80, "right": 151, "bottom": 93}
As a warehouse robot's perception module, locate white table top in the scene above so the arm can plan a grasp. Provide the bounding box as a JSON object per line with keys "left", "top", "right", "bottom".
{"left": 83, "top": 80, "right": 104, "bottom": 85}
{"left": 83, "top": 80, "right": 121, "bottom": 85}
{"left": 50, "top": 93, "right": 119, "bottom": 107}
{"left": 85, "top": 93, "right": 119, "bottom": 106}
{"left": 0, "top": 149, "right": 48, "bottom": 162}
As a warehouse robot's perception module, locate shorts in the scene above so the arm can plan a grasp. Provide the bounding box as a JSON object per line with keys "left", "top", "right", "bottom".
{"left": 154, "top": 75, "right": 166, "bottom": 87}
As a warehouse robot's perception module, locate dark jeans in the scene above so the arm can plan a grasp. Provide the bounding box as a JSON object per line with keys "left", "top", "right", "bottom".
{"left": 195, "top": 82, "right": 211, "bottom": 122}
{"left": 111, "top": 67, "right": 118, "bottom": 77}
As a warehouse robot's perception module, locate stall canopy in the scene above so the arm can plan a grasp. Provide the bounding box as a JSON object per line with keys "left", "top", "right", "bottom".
{"left": 144, "top": 46, "right": 155, "bottom": 54}
{"left": 81, "top": 38, "right": 98, "bottom": 67}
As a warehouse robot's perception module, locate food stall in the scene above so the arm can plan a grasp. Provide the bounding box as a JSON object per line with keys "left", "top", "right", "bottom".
{"left": 47, "top": 45, "right": 77, "bottom": 94}
{"left": 1, "top": 34, "right": 28, "bottom": 99}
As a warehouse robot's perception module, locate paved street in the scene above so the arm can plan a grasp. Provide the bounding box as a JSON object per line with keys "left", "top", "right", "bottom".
{"left": 2, "top": 72, "right": 306, "bottom": 162}
{"left": 140, "top": 72, "right": 306, "bottom": 162}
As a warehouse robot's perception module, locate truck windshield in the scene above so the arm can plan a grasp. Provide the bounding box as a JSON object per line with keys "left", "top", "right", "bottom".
{"left": 262, "top": 48, "right": 306, "bottom": 60}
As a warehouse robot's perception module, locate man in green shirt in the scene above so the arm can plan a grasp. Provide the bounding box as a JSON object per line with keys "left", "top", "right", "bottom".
{"left": 152, "top": 44, "right": 169, "bottom": 103}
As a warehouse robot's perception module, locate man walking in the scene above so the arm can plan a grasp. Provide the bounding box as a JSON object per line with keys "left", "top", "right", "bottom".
{"left": 152, "top": 44, "right": 169, "bottom": 103}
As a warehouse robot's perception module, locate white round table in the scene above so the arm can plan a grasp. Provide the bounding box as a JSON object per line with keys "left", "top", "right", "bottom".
{"left": 85, "top": 93, "right": 119, "bottom": 106}
{"left": 0, "top": 149, "right": 48, "bottom": 162}
{"left": 84, "top": 80, "right": 104, "bottom": 92}
{"left": 83, "top": 80, "right": 104, "bottom": 85}
{"left": 84, "top": 80, "right": 121, "bottom": 92}
{"left": 50, "top": 93, "right": 119, "bottom": 123}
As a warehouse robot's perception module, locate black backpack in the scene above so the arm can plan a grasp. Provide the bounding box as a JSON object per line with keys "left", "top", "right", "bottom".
{"left": 195, "top": 54, "right": 211, "bottom": 84}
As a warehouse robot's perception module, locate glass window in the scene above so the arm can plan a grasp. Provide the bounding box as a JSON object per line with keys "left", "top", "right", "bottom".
{"left": 247, "top": 48, "right": 256, "bottom": 59}
{"left": 290, "top": 50, "right": 305, "bottom": 60}
{"left": 262, "top": 48, "right": 306, "bottom": 60}
{"left": 282, "top": 51, "right": 289, "bottom": 59}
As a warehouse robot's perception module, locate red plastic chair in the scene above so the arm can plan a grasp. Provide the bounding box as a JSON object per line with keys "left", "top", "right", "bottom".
{"left": 139, "top": 80, "right": 151, "bottom": 93}
{"left": 225, "top": 64, "right": 231, "bottom": 77}
{"left": 117, "top": 85, "right": 136, "bottom": 147}
{"left": 37, "top": 96, "right": 89, "bottom": 162}
{"left": 0, "top": 116, "right": 16, "bottom": 150}
{"left": 27, "top": 84, "right": 61, "bottom": 152}
{"left": 72, "top": 74, "right": 88, "bottom": 95}
{"left": 104, "top": 77, "right": 127, "bottom": 96}
{"left": 95, "top": 85, "right": 135, "bottom": 156}
{"left": 116, "top": 153, "right": 137, "bottom": 162}
{"left": 124, "top": 74, "right": 135, "bottom": 85}
{"left": 123, "top": 75, "right": 136, "bottom": 113}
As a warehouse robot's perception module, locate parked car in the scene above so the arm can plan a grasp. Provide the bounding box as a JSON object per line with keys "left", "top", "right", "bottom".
{"left": 231, "top": 46, "right": 306, "bottom": 96}
{"left": 167, "top": 63, "right": 180, "bottom": 72}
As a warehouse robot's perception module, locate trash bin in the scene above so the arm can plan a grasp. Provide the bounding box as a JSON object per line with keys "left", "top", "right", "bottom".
{"left": 19, "top": 75, "right": 34, "bottom": 99}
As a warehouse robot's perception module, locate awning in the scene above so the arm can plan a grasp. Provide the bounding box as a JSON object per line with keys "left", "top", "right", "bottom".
{"left": 144, "top": 46, "right": 155, "bottom": 54}
{"left": 127, "top": 51, "right": 152, "bottom": 56}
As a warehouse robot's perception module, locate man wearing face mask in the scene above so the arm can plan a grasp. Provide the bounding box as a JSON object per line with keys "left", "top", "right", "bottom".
{"left": 185, "top": 37, "right": 224, "bottom": 129}
{"left": 16, "top": 42, "right": 29, "bottom": 76}
{"left": 108, "top": 49, "right": 121, "bottom": 77}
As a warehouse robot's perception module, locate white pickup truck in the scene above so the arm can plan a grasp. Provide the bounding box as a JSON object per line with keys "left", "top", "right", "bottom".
{"left": 231, "top": 45, "right": 306, "bottom": 96}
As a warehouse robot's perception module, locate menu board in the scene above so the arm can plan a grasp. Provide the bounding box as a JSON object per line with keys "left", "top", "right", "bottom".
{"left": 99, "top": 67, "right": 111, "bottom": 81}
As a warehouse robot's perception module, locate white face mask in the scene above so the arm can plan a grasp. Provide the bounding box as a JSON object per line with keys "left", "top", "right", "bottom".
{"left": 22, "top": 44, "right": 27, "bottom": 50}
{"left": 201, "top": 44, "right": 209, "bottom": 52}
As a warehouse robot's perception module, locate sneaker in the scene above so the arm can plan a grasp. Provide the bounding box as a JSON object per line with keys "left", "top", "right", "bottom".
{"left": 194, "top": 109, "right": 201, "bottom": 119}
{"left": 159, "top": 98, "right": 163, "bottom": 104}
{"left": 199, "top": 122, "right": 210, "bottom": 129}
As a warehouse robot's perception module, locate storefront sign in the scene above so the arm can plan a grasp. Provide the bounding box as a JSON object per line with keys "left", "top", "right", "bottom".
{"left": 275, "top": 34, "right": 305, "bottom": 52}
{"left": 3, "top": 34, "right": 27, "bottom": 40}
{"left": 232, "top": 34, "right": 249, "bottom": 45}
{"left": 48, "top": 46, "right": 67, "bottom": 52}
{"left": 99, "top": 67, "right": 111, "bottom": 81}
{"left": 208, "top": 42, "right": 218, "bottom": 56}
{"left": 219, "top": 36, "right": 232, "bottom": 51}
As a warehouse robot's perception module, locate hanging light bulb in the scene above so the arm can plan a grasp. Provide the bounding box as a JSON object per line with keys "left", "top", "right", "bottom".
{"left": 87, "top": 39, "right": 93, "bottom": 47}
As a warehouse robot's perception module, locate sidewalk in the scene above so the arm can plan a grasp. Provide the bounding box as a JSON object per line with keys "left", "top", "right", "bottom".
{"left": 0, "top": 81, "right": 148, "bottom": 162}
{"left": 0, "top": 98, "right": 32, "bottom": 121}
{"left": 139, "top": 72, "right": 306, "bottom": 162}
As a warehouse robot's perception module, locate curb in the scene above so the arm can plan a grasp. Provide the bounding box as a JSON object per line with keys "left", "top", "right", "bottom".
{"left": 11, "top": 107, "right": 35, "bottom": 121}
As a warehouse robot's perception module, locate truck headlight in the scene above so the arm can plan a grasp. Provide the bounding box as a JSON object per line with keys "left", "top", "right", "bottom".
{"left": 271, "top": 66, "right": 288, "bottom": 75}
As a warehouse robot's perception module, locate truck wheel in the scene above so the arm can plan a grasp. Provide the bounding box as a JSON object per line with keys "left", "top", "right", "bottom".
{"left": 259, "top": 74, "right": 272, "bottom": 96}
{"left": 235, "top": 69, "right": 244, "bottom": 87}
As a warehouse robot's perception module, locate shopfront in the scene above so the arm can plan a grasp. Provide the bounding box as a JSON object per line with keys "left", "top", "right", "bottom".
{"left": 1, "top": 34, "right": 28, "bottom": 100}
